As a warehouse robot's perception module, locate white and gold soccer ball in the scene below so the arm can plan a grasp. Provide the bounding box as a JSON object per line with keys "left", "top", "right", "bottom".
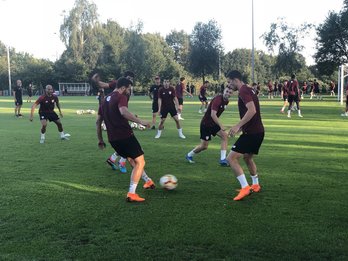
{"left": 159, "top": 174, "right": 178, "bottom": 190}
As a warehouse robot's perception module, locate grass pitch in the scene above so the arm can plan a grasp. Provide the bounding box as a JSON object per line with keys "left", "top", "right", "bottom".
{"left": 0, "top": 94, "right": 347, "bottom": 260}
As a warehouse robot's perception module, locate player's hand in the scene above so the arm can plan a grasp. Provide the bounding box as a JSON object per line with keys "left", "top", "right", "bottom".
{"left": 229, "top": 125, "right": 240, "bottom": 137}
{"left": 140, "top": 120, "right": 151, "bottom": 129}
{"left": 91, "top": 73, "right": 100, "bottom": 83}
{"left": 98, "top": 141, "right": 106, "bottom": 150}
{"left": 29, "top": 117, "right": 33, "bottom": 122}
{"left": 59, "top": 112, "right": 63, "bottom": 118}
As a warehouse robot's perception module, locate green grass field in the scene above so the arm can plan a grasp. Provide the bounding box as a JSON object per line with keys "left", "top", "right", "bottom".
{"left": 1, "top": 94, "right": 348, "bottom": 260}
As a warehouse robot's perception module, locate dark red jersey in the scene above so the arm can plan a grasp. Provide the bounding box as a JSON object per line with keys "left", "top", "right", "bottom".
{"left": 36, "top": 94, "right": 59, "bottom": 113}
{"left": 287, "top": 80, "right": 299, "bottom": 96}
{"left": 238, "top": 85, "right": 264, "bottom": 134}
{"left": 100, "top": 91, "right": 133, "bottom": 141}
{"left": 201, "top": 94, "right": 229, "bottom": 127}
{"left": 175, "top": 82, "right": 184, "bottom": 99}
{"left": 199, "top": 86, "right": 207, "bottom": 98}
{"left": 159, "top": 86, "right": 176, "bottom": 111}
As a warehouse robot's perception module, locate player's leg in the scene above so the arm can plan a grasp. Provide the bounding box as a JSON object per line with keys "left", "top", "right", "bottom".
{"left": 173, "top": 114, "right": 185, "bottom": 139}
{"left": 216, "top": 129, "right": 229, "bottom": 165}
{"left": 53, "top": 117, "right": 70, "bottom": 140}
{"left": 186, "top": 139, "right": 209, "bottom": 163}
{"left": 155, "top": 115, "right": 166, "bottom": 138}
{"left": 39, "top": 119, "right": 48, "bottom": 143}
{"left": 243, "top": 153, "right": 260, "bottom": 192}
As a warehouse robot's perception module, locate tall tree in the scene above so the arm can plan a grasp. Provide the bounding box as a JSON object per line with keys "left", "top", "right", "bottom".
{"left": 315, "top": 4, "right": 348, "bottom": 75}
{"left": 262, "top": 18, "right": 313, "bottom": 76}
{"left": 165, "top": 30, "right": 190, "bottom": 67}
{"left": 188, "top": 20, "right": 222, "bottom": 83}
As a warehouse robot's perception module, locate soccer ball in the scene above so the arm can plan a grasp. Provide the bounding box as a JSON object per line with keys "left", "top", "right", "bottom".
{"left": 159, "top": 174, "right": 178, "bottom": 190}
{"left": 130, "top": 122, "right": 138, "bottom": 129}
{"left": 138, "top": 124, "right": 146, "bottom": 130}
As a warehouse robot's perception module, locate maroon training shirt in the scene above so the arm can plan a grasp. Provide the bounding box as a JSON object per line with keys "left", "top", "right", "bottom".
{"left": 100, "top": 91, "right": 133, "bottom": 141}
{"left": 238, "top": 85, "right": 264, "bottom": 134}
{"left": 201, "top": 94, "right": 229, "bottom": 127}
{"left": 158, "top": 86, "right": 176, "bottom": 111}
{"left": 36, "top": 94, "right": 59, "bottom": 113}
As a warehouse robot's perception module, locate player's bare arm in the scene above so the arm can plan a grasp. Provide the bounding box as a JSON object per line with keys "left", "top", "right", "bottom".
{"left": 96, "top": 114, "right": 105, "bottom": 149}
{"left": 56, "top": 101, "right": 63, "bottom": 117}
{"left": 174, "top": 97, "right": 180, "bottom": 112}
{"left": 91, "top": 73, "right": 109, "bottom": 89}
{"left": 29, "top": 102, "right": 39, "bottom": 121}
{"left": 211, "top": 110, "right": 225, "bottom": 131}
{"left": 157, "top": 98, "right": 162, "bottom": 115}
{"left": 119, "top": 106, "right": 150, "bottom": 128}
{"left": 229, "top": 101, "right": 256, "bottom": 136}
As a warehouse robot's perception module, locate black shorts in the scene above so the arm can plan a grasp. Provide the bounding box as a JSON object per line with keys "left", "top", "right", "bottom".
{"left": 283, "top": 96, "right": 288, "bottom": 101}
{"left": 314, "top": 88, "right": 320, "bottom": 94}
{"left": 177, "top": 98, "right": 183, "bottom": 105}
{"left": 346, "top": 96, "right": 348, "bottom": 106}
{"left": 28, "top": 91, "right": 32, "bottom": 97}
{"left": 160, "top": 107, "right": 177, "bottom": 119}
{"left": 39, "top": 112, "right": 59, "bottom": 122}
{"left": 288, "top": 95, "right": 299, "bottom": 104}
{"left": 110, "top": 135, "right": 144, "bottom": 159}
{"left": 200, "top": 124, "right": 221, "bottom": 141}
{"left": 199, "top": 96, "right": 207, "bottom": 102}
{"left": 15, "top": 99, "right": 23, "bottom": 106}
{"left": 231, "top": 132, "right": 264, "bottom": 155}
{"left": 152, "top": 102, "right": 159, "bottom": 113}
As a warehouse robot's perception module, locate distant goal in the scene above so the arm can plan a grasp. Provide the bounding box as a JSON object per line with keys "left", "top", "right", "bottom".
{"left": 338, "top": 64, "right": 348, "bottom": 105}
{"left": 58, "top": 82, "right": 90, "bottom": 96}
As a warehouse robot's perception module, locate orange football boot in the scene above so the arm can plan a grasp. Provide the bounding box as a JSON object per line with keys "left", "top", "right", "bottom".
{"left": 126, "top": 193, "right": 145, "bottom": 202}
{"left": 143, "top": 180, "right": 155, "bottom": 190}
{"left": 233, "top": 186, "right": 251, "bottom": 201}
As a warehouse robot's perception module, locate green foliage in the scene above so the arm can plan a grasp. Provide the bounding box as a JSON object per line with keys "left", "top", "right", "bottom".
{"left": 0, "top": 96, "right": 348, "bottom": 260}
{"left": 165, "top": 30, "right": 190, "bottom": 68}
{"left": 315, "top": 9, "right": 348, "bottom": 75}
{"left": 188, "top": 20, "right": 222, "bottom": 83}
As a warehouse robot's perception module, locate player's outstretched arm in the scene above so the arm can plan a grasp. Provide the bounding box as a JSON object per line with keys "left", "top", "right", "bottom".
{"left": 91, "top": 73, "right": 109, "bottom": 89}
{"left": 29, "top": 102, "right": 39, "bottom": 121}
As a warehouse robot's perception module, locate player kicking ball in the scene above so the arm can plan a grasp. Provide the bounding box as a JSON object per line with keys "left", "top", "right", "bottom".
{"left": 186, "top": 87, "right": 233, "bottom": 166}
{"left": 29, "top": 85, "right": 70, "bottom": 143}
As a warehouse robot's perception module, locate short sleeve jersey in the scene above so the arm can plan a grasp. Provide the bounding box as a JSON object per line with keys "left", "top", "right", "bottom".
{"left": 175, "top": 83, "right": 184, "bottom": 99}
{"left": 238, "top": 85, "right": 264, "bottom": 134}
{"left": 14, "top": 86, "right": 23, "bottom": 100}
{"left": 100, "top": 91, "right": 133, "bottom": 141}
{"left": 199, "top": 86, "right": 207, "bottom": 97}
{"left": 36, "top": 94, "right": 59, "bottom": 113}
{"left": 149, "top": 84, "right": 162, "bottom": 102}
{"left": 287, "top": 80, "right": 299, "bottom": 96}
{"left": 159, "top": 86, "right": 176, "bottom": 111}
{"left": 201, "top": 94, "right": 229, "bottom": 127}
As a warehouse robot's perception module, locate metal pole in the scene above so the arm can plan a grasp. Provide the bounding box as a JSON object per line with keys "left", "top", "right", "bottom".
{"left": 251, "top": 0, "right": 255, "bottom": 83}
{"left": 340, "top": 65, "right": 344, "bottom": 105}
{"left": 7, "top": 45, "right": 12, "bottom": 95}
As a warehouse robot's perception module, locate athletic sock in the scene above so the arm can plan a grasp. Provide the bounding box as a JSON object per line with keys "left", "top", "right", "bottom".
{"left": 119, "top": 157, "right": 127, "bottom": 163}
{"left": 237, "top": 174, "right": 249, "bottom": 188}
{"left": 110, "top": 152, "right": 118, "bottom": 162}
{"left": 220, "top": 150, "right": 227, "bottom": 160}
{"left": 187, "top": 150, "right": 196, "bottom": 157}
{"left": 129, "top": 181, "right": 138, "bottom": 194}
{"left": 141, "top": 171, "right": 151, "bottom": 182}
{"left": 59, "top": 131, "right": 65, "bottom": 138}
{"left": 41, "top": 133, "right": 45, "bottom": 139}
{"left": 178, "top": 128, "right": 183, "bottom": 135}
{"left": 251, "top": 175, "right": 259, "bottom": 185}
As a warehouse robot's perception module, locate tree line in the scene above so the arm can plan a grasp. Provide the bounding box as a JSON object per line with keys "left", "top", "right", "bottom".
{"left": 0, "top": 0, "right": 347, "bottom": 94}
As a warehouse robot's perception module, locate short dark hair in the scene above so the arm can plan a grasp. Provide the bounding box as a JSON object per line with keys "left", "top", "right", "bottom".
{"left": 226, "top": 70, "right": 242, "bottom": 80}
{"left": 291, "top": 74, "right": 296, "bottom": 79}
{"left": 204, "top": 80, "right": 209, "bottom": 84}
{"left": 116, "top": 77, "right": 132, "bottom": 88}
{"left": 180, "top": 77, "right": 185, "bottom": 82}
{"left": 123, "top": 71, "right": 135, "bottom": 78}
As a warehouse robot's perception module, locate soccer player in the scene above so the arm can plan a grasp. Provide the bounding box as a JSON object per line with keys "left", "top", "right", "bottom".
{"left": 186, "top": 87, "right": 233, "bottom": 166}
{"left": 149, "top": 76, "right": 162, "bottom": 129}
{"left": 29, "top": 85, "right": 70, "bottom": 144}
{"left": 287, "top": 74, "right": 303, "bottom": 118}
{"left": 97, "top": 77, "right": 154, "bottom": 202}
{"left": 280, "top": 80, "right": 288, "bottom": 113}
{"left": 267, "top": 80, "right": 273, "bottom": 99}
{"left": 155, "top": 78, "right": 186, "bottom": 139}
{"left": 27, "top": 83, "right": 33, "bottom": 103}
{"left": 198, "top": 81, "right": 209, "bottom": 114}
{"left": 329, "top": 80, "right": 335, "bottom": 96}
{"left": 312, "top": 79, "right": 322, "bottom": 100}
{"left": 226, "top": 70, "right": 265, "bottom": 201}
{"left": 175, "top": 76, "right": 193, "bottom": 120}
{"left": 92, "top": 71, "right": 135, "bottom": 173}
{"left": 13, "top": 79, "right": 23, "bottom": 118}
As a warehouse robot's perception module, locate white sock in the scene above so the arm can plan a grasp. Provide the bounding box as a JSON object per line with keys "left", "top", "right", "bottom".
{"left": 237, "top": 174, "right": 249, "bottom": 188}
{"left": 141, "top": 171, "right": 151, "bottom": 182}
{"left": 220, "top": 150, "right": 227, "bottom": 160}
{"left": 157, "top": 130, "right": 162, "bottom": 135}
{"left": 110, "top": 152, "right": 118, "bottom": 162}
{"left": 298, "top": 110, "right": 302, "bottom": 115}
{"left": 41, "top": 133, "right": 45, "bottom": 139}
{"left": 178, "top": 128, "right": 183, "bottom": 135}
{"left": 187, "top": 149, "right": 196, "bottom": 157}
{"left": 129, "top": 181, "right": 138, "bottom": 194}
{"left": 119, "top": 157, "right": 127, "bottom": 163}
{"left": 178, "top": 113, "right": 181, "bottom": 118}
{"left": 251, "top": 175, "right": 259, "bottom": 185}
{"left": 59, "top": 131, "right": 65, "bottom": 137}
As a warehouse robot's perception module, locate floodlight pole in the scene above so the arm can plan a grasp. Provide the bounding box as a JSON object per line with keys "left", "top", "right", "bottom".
{"left": 251, "top": 0, "right": 255, "bottom": 83}
{"left": 7, "top": 45, "right": 12, "bottom": 95}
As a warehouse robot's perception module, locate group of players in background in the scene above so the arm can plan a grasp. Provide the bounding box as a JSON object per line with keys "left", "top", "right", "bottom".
{"left": 12, "top": 70, "right": 348, "bottom": 203}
